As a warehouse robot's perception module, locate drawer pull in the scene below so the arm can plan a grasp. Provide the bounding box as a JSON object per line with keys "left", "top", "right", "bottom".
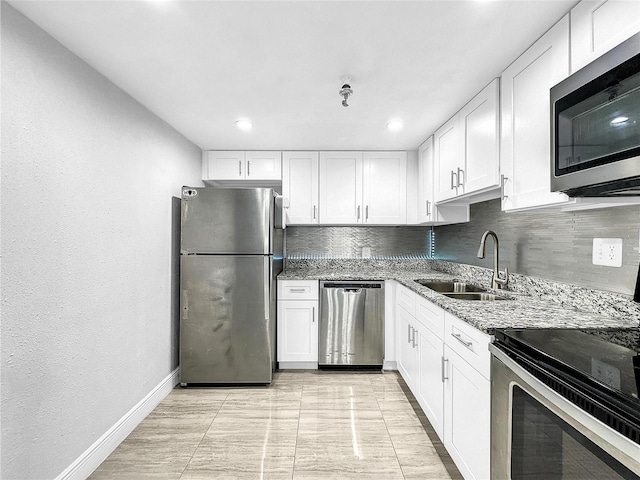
{"left": 288, "top": 288, "right": 307, "bottom": 293}
{"left": 451, "top": 332, "right": 473, "bottom": 350}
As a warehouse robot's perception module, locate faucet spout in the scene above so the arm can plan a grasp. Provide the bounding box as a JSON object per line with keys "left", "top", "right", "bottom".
{"left": 476, "top": 230, "right": 509, "bottom": 289}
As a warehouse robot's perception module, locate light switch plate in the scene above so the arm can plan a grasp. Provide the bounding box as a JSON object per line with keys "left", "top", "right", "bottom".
{"left": 592, "top": 238, "right": 623, "bottom": 267}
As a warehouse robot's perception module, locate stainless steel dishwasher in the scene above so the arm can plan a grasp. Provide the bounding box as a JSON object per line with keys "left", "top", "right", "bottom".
{"left": 319, "top": 281, "right": 385, "bottom": 368}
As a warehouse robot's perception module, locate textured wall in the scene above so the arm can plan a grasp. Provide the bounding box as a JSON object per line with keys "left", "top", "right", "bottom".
{"left": 285, "top": 226, "right": 433, "bottom": 258}
{"left": 1, "top": 5, "right": 202, "bottom": 478}
{"left": 434, "top": 199, "right": 640, "bottom": 295}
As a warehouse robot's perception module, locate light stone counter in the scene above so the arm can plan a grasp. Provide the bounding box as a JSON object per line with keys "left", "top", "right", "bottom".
{"left": 279, "top": 259, "right": 640, "bottom": 338}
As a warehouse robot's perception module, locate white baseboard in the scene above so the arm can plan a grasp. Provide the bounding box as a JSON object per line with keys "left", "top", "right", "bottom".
{"left": 55, "top": 367, "right": 180, "bottom": 480}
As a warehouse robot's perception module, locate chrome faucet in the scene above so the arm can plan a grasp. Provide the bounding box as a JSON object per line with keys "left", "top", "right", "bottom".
{"left": 477, "top": 230, "right": 509, "bottom": 290}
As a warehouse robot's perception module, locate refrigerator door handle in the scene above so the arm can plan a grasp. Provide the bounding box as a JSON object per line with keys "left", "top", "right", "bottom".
{"left": 264, "top": 256, "right": 271, "bottom": 320}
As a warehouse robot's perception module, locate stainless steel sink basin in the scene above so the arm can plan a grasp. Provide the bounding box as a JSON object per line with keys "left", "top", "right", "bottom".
{"left": 415, "top": 280, "right": 486, "bottom": 293}
{"left": 442, "top": 292, "right": 508, "bottom": 301}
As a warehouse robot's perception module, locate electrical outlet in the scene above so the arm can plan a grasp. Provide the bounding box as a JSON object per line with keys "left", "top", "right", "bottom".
{"left": 592, "top": 238, "right": 623, "bottom": 267}
{"left": 361, "top": 246, "right": 371, "bottom": 259}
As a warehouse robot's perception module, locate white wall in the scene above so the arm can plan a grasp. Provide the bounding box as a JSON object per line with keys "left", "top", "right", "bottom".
{"left": 1, "top": 4, "right": 203, "bottom": 478}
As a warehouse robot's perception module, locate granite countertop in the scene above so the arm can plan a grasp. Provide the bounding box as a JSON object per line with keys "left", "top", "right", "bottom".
{"left": 279, "top": 260, "right": 640, "bottom": 337}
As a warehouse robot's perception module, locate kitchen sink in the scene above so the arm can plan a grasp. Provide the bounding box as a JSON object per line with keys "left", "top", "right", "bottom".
{"left": 442, "top": 292, "right": 508, "bottom": 301}
{"left": 415, "top": 280, "right": 487, "bottom": 293}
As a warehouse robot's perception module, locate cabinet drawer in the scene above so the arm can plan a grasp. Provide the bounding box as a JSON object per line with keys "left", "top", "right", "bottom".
{"left": 415, "top": 296, "right": 445, "bottom": 340}
{"left": 397, "top": 284, "right": 416, "bottom": 316}
{"left": 277, "top": 280, "right": 318, "bottom": 300}
{"left": 444, "top": 312, "right": 491, "bottom": 379}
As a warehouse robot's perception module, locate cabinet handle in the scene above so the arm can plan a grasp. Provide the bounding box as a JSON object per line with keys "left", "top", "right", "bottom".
{"left": 313, "top": 205, "right": 316, "bottom": 220}
{"left": 450, "top": 170, "right": 458, "bottom": 191}
{"left": 457, "top": 167, "right": 464, "bottom": 188}
{"left": 501, "top": 174, "right": 509, "bottom": 200}
{"left": 357, "top": 205, "right": 361, "bottom": 221}
{"left": 441, "top": 356, "right": 449, "bottom": 381}
{"left": 451, "top": 332, "right": 473, "bottom": 350}
{"left": 312, "top": 306, "right": 315, "bottom": 322}
{"left": 239, "top": 160, "right": 242, "bottom": 177}
{"left": 365, "top": 205, "right": 369, "bottom": 221}
{"left": 412, "top": 329, "right": 418, "bottom": 348}
{"left": 408, "top": 324, "right": 412, "bottom": 343}
{"left": 426, "top": 200, "right": 431, "bottom": 216}
{"left": 247, "top": 160, "right": 251, "bottom": 177}
{"left": 289, "top": 288, "right": 306, "bottom": 293}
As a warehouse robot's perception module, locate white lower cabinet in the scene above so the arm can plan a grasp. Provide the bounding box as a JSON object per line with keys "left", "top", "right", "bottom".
{"left": 416, "top": 326, "right": 445, "bottom": 440}
{"left": 444, "top": 345, "right": 491, "bottom": 480}
{"left": 395, "top": 284, "right": 491, "bottom": 480}
{"left": 277, "top": 280, "right": 319, "bottom": 368}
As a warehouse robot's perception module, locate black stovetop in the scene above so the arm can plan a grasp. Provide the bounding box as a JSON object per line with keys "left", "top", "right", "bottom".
{"left": 494, "top": 327, "right": 640, "bottom": 405}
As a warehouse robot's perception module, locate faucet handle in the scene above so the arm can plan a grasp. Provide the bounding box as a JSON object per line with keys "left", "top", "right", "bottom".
{"left": 495, "top": 267, "right": 509, "bottom": 288}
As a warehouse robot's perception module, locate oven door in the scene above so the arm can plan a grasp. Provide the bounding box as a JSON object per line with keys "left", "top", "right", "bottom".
{"left": 490, "top": 347, "right": 640, "bottom": 480}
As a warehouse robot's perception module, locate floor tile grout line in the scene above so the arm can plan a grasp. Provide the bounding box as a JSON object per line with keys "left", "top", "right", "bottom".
{"left": 376, "top": 373, "right": 408, "bottom": 480}
{"left": 178, "top": 390, "right": 230, "bottom": 479}
{"left": 291, "top": 375, "right": 306, "bottom": 480}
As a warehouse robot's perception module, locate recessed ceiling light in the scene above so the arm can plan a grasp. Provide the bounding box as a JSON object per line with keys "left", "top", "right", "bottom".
{"left": 235, "top": 120, "right": 253, "bottom": 131}
{"left": 386, "top": 120, "right": 404, "bottom": 131}
{"left": 610, "top": 116, "right": 629, "bottom": 125}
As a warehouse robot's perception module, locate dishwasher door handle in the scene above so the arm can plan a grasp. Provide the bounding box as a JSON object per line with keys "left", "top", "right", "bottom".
{"left": 344, "top": 288, "right": 362, "bottom": 294}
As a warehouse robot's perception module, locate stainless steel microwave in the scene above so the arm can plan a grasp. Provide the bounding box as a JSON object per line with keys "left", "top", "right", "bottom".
{"left": 550, "top": 32, "right": 640, "bottom": 197}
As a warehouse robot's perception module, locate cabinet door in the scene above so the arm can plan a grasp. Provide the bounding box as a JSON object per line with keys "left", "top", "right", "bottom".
{"left": 362, "top": 152, "right": 407, "bottom": 224}
{"left": 416, "top": 326, "right": 445, "bottom": 441}
{"left": 282, "top": 152, "right": 319, "bottom": 225}
{"left": 571, "top": 0, "right": 640, "bottom": 72}
{"left": 277, "top": 300, "right": 318, "bottom": 362}
{"left": 396, "top": 306, "right": 417, "bottom": 388}
{"left": 434, "top": 115, "right": 461, "bottom": 202}
{"left": 460, "top": 78, "right": 500, "bottom": 195}
{"left": 501, "top": 15, "right": 571, "bottom": 212}
{"left": 245, "top": 151, "right": 282, "bottom": 180}
{"left": 204, "top": 151, "right": 244, "bottom": 180}
{"left": 318, "top": 151, "right": 363, "bottom": 224}
{"left": 444, "top": 346, "right": 491, "bottom": 480}
{"left": 417, "top": 137, "right": 435, "bottom": 224}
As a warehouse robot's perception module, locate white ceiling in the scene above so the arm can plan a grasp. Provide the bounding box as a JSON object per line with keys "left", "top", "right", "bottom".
{"left": 9, "top": 0, "right": 578, "bottom": 151}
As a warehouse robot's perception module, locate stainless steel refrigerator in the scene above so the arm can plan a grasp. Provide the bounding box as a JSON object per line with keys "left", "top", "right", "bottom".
{"left": 179, "top": 187, "right": 283, "bottom": 385}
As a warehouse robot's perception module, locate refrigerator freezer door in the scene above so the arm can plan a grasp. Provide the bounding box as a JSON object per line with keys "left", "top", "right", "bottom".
{"left": 181, "top": 187, "right": 272, "bottom": 254}
{"left": 180, "top": 254, "right": 273, "bottom": 384}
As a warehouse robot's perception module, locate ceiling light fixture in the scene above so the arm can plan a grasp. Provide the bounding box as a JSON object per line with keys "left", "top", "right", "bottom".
{"left": 235, "top": 120, "right": 253, "bottom": 131}
{"left": 339, "top": 76, "right": 353, "bottom": 107}
{"left": 386, "top": 120, "right": 404, "bottom": 131}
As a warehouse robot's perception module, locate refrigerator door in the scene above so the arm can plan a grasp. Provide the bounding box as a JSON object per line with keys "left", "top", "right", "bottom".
{"left": 180, "top": 254, "right": 273, "bottom": 384}
{"left": 181, "top": 187, "right": 273, "bottom": 254}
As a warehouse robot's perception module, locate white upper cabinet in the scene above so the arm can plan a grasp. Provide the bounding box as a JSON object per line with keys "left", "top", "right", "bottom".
{"left": 434, "top": 79, "right": 500, "bottom": 204}
{"left": 417, "top": 137, "right": 435, "bottom": 223}
{"left": 204, "top": 151, "right": 245, "bottom": 180}
{"left": 244, "top": 151, "right": 282, "bottom": 180}
{"left": 500, "top": 15, "right": 572, "bottom": 212}
{"left": 282, "top": 152, "right": 319, "bottom": 225}
{"left": 571, "top": 0, "right": 640, "bottom": 72}
{"left": 204, "top": 151, "right": 282, "bottom": 182}
{"left": 318, "top": 151, "right": 363, "bottom": 224}
{"left": 459, "top": 78, "right": 500, "bottom": 196}
{"left": 434, "top": 115, "right": 461, "bottom": 203}
{"left": 418, "top": 137, "right": 469, "bottom": 225}
{"left": 318, "top": 151, "right": 406, "bottom": 225}
{"left": 362, "top": 152, "right": 407, "bottom": 224}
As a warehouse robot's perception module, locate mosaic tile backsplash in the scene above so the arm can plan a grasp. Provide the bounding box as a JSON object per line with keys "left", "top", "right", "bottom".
{"left": 284, "top": 199, "right": 640, "bottom": 296}
{"left": 434, "top": 199, "right": 640, "bottom": 296}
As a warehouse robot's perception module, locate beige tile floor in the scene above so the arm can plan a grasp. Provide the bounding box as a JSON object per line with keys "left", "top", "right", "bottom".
{"left": 90, "top": 370, "right": 463, "bottom": 480}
